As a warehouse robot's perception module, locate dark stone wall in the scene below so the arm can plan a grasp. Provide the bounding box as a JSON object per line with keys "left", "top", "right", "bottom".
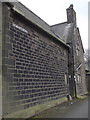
{"left": 86, "top": 73, "right": 90, "bottom": 92}
{"left": 66, "top": 5, "right": 87, "bottom": 96}
{"left": 0, "top": 2, "right": 2, "bottom": 119}
{"left": 73, "top": 28, "right": 87, "bottom": 95}
{"left": 2, "top": 5, "right": 69, "bottom": 116}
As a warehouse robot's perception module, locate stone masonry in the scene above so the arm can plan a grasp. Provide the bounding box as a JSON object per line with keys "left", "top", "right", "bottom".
{"left": 0, "top": 2, "right": 87, "bottom": 119}
{"left": 1, "top": 3, "right": 69, "bottom": 118}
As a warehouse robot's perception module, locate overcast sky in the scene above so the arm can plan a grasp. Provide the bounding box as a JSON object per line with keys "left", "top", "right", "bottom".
{"left": 18, "top": 0, "right": 88, "bottom": 50}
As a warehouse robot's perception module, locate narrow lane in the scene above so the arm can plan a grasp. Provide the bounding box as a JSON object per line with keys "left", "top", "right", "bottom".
{"left": 60, "top": 99, "right": 88, "bottom": 118}
{"left": 35, "top": 99, "right": 88, "bottom": 118}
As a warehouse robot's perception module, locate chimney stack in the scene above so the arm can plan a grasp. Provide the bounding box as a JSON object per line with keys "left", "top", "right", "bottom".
{"left": 66, "top": 4, "right": 77, "bottom": 26}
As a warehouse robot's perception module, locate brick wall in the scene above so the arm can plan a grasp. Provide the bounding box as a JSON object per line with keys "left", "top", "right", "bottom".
{"left": 2, "top": 5, "right": 69, "bottom": 117}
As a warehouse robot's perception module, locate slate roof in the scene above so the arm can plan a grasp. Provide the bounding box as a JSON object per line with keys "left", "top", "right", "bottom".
{"left": 50, "top": 22, "right": 74, "bottom": 43}
{"left": 6, "top": 2, "right": 69, "bottom": 48}
{"left": 51, "top": 22, "right": 84, "bottom": 53}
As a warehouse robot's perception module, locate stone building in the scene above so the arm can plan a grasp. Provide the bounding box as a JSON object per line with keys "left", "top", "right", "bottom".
{"left": 86, "top": 70, "right": 90, "bottom": 92}
{"left": 0, "top": 2, "right": 87, "bottom": 119}
{"left": 85, "top": 63, "right": 90, "bottom": 92}
{"left": 51, "top": 4, "right": 87, "bottom": 97}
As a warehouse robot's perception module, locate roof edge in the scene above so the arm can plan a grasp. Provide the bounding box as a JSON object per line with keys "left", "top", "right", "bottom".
{"left": 5, "top": 2, "right": 70, "bottom": 49}
{"left": 51, "top": 22, "right": 67, "bottom": 27}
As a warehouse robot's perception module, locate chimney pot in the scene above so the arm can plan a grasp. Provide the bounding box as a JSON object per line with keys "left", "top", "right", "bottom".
{"left": 69, "top": 4, "right": 73, "bottom": 9}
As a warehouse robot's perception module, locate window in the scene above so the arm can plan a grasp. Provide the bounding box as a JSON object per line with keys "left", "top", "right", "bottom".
{"left": 76, "top": 43, "right": 79, "bottom": 56}
{"left": 65, "top": 74, "right": 68, "bottom": 85}
{"left": 76, "top": 74, "right": 81, "bottom": 83}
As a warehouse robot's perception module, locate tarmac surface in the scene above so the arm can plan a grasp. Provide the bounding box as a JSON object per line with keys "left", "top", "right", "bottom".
{"left": 34, "top": 98, "right": 88, "bottom": 118}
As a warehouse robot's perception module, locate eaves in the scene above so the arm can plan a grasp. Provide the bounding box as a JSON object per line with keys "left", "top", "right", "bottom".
{"left": 5, "top": 2, "right": 70, "bottom": 49}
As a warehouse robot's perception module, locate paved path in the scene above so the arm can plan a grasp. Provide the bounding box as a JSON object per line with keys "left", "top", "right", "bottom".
{"left": 60, "top": 99, "right": 88, "bottom": 118}
{"left": 35, "top": 99, "right": 88, "bottom": 118}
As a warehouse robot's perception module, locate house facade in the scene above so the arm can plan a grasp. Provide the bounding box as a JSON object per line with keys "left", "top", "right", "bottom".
{"left": 86, "top": 70, "right": 90, "bottom": 92}
{"left": 51, "top": 4, "right": 87, "bottom": 97}
{"left": 0, "top": 2, "right": 87, "bottom": 118}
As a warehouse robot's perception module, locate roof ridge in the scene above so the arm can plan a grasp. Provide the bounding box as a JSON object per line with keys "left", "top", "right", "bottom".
{"left": 50, "top": 22, "right": 67, "bottom": 27}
